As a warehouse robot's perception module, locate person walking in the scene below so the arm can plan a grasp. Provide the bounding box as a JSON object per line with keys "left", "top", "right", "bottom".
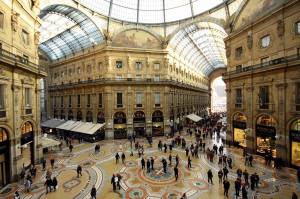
{"left": 218, "top": 169, "right": 223, "bottom": 184}
{"left": 50, "top": 159, "right": 55, "bottom": 169}
{"left": 90, "top": 185, "right": 97, "bottom": 199}
{"left": 175, "top": 154, "right": 179, "bottom": 167}
{"left": 44, "top": 177, "right": 52, "bottom": 194}
{"left": 69, "top": 144, "right": 73, "bottom": 153}
{"left": 180, "top": 193, "right": 187, "bottom": 199}
{"left": 207, "top": 169, "right": 213, "bottom": 184}
{"left": 14, "top": 191, "right": 20, "bottom": 199}
{"left": 169, "top": 154, "right": 172, "bottom": 166}
{"left": 115, "top": 153, "right": 120, "bottom": 164}
{"left": 249, "top": 155, "right": 253, "bottom": 167}
{"left": 162, "top": 158, "right": 167, "bottom": 173}
{"left": 235, "top": 178, "right": 241, "bottom": 197}
{"left": 187, "top": 156, "right": 192, "bottom": 169}
{"left": 121, "top": 152, "right": 126, "bottom": 164}
{"left": 111, "top": 174, "right": 116, "bottom": 191}
{"left": 254, "top": 173, "right": 259, "bottom": 188}
{"left": 250, "top": 174, "right": 255, "bottom": 190}
{"left": 150, "top": 157, "right": 154, "bottom": 170}
{"left": 77, "top": 165, "right": 82, "bottom": 178}
{"left": 164, "top": 143, "right": 167, "bottom": 153}
{"left": 185, "top": 147, "right": 189, "bottom": 157}
{"left": 174, "top": 166, "right": 179, "bottom": 181}
{"left": 141, "top": 158, "right": 145, "bottom": 170}
{"left": 146, "top": 159, "right": 151, "bottom": 173}
{"left": 243, "top": 169, "right": 249, "bottom": 184}
{"left": 42, "top": 159, "right": 46, "bottom": 170}
{"left": 223, "top": 179, "right": 230, "bottom": 197}
{"left": 52, "top": 177, "right": 57, "bottom": 192}
{"left": 223, "top": 166, "right": 229, "bottom": 180}
{"left": 116, "top": 174, "right": 122, "bottom": 190}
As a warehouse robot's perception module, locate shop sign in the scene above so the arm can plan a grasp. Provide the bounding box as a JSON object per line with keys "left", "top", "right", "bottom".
{"left": 291, "top": 130, "right": 300, "bottom": 141}
{"left": 233, "top": 120, "right": 246, "bottom": 129}
{"left": 256, "top": 124, "right": 276, "bottom": 137}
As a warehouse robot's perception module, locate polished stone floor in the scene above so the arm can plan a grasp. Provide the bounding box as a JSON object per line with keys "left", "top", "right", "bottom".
{"left": 1, "top": 131, "right": 299, "bottom": 199}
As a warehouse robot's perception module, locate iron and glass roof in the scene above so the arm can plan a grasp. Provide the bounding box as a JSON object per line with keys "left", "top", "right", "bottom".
{"left": 39, "top": 5, "right": 104, "bottom": 60}
{"left": 78, "top": 0, "right": 223, "bottom": 24}
{"left": 169, "top": 22, "right": 227, "bottom": 75}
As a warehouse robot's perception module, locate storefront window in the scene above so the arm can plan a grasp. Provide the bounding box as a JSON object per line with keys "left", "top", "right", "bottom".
{"left": 256, "top": 115, "right": 276, "bottom": 157}
{"left": 233, "top": 113, "right": 247, "bottom": 147}
{"left": 291, "top": 119, "right": 300, "bottom": 167}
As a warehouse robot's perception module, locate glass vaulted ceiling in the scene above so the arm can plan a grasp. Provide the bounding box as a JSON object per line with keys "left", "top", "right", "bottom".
{"left": 39, "top": 5, "right": 104, "bottom": 60}
{"left": 169, "top": 22, "right": 227, "bottom": 76}
{"left": 78, "top": 0, "right": 223, "bottom": 24}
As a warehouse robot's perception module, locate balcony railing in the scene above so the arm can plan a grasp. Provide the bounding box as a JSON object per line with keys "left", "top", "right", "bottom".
{"left": 117, "top": 104, "right": 123, "bottom": 108}
{"left": 256, "top": 103, "right": 274, "bottom": 111}
{"left": 223, "top": 54, "right": 300, "bottom": 77}
{"left": 136, "top": 104, "right": 143, "bottom": 108}
{"left": 25, "top": 108, "right": 32, "bottom": 115}
{"left": 48, "top": 78, "right": 208, "bottom": 92}
{"left": 235, "top": 103, "right": 242, "bottom": 108}
{"left": 0, "top": 48, "right": 47, "bottom": 76}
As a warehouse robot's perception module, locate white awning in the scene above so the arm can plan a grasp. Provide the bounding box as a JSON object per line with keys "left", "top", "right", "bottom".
{"left": 56, "top": 120, "right": 81, "bottom": 131}
{"left": 41, "top": 119, "right": 66, "bottom": 128}
{"left": 72, "top": 122, "right": 105, "bottom": 135}
{"left": 41, "top": 137, "right": 61, "bottom": 148}
{"left": 186, "top": 114, "right": 203, "bottom": 122}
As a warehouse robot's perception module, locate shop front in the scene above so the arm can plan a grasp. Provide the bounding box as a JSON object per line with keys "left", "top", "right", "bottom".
{"left": 20, "top": 121, "right": 34, "bottom": 169}
{"left": 133, "top": 111, "right": 146, "bottom": 137}
{"left": 290, "top": 119, "right": 300, "bottom": 167}
{"left": 60, "top": 110, "right": 65, "bottom": 120}
{"left": 232, "top": 113, "right": 247, "bottom": 148}
{"left": 152, "top": 110, "right": 164, "bottom": 137}
{"left": 0, "top": 128, "right": 10, "bottom": 189}
{"left": 256, "top": 115, "right": 276, "bottom": 157}
{"left": 114, "top": 112, "right": 127, "bottom": 139}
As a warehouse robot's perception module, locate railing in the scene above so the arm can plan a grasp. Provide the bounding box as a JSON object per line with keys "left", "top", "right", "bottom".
{"left": 0, "top": 48, "right": 47, "bottom": 75}
{"left": 49, "top": 77, "right": 208, "bottom": 92}
{"left": 256, "top": 103, "right": 274, "bottom": 111}
{"left": 223, "top": 54, "right": 300, "bottom": 77}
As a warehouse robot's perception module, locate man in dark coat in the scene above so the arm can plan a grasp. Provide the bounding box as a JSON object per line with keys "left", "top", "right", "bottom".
{"left": 174, "top": 166, "right": 179, "bottom": 181}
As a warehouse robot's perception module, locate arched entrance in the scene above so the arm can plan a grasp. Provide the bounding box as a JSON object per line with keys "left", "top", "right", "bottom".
{"left": 86, "top": 111, "right": 93, "bottom": 122}
{"left": 290, "top": 119, "right": 300, "bottom": 167}
{"left": 114, "top": 112, "right": 127, "bottom": 139}
{"left": 211, "top": 76, "right": 226, "bottom": 113}
{"left": 232, "top": 112, "right": 247, "bottom": 148}
{"left": 21, "top": 121, "right": 34, "bottom": 168}
{"left": 133, "top": 111, "right": 146, "bottom": 137}
{"left": 152, "top": 110, "right": 164, "bottom": 137}
{"left": 0, "top": 128, "right": 10, "bottom": 188}
{"left": 256, "top": 115, "right": 276, "bottom": 157}
{"left": 97, "top": 111, "right": 105, "bottom": 123}
{"left": 68, "top": 110, "right": 73, "bottom": 120}
{"left": 77, "top": 111, "right": 82, "bottom": 121}
{"left": 60, "top": 110, "right": 65, "bottom": 120}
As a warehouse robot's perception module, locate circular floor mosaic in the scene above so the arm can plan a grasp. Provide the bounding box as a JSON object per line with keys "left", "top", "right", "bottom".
{"left": 125, "top": 187, "right": 148, "bottom": 199}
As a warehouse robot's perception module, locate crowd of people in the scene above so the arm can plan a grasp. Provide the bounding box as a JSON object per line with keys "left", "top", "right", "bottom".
{"left": 15, "top": 112, "right": 300, "bottom": 199}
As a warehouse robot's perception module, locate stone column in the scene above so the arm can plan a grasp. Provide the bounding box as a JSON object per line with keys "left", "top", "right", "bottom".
{"left": 127, "top": 88, "right": 133, "bottom": 137}
{"left": 104, "top": 91, "right": 113, "bottom": 139}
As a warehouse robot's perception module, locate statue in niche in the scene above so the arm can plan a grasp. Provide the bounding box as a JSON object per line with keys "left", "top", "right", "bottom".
{"left": 34, "top": 31, "right": 40, "bottom": 45}
{"left": 247, "top": 33, "right": 253, "bottom": 49}
{"left": 277, "top": 19, "right": 284, "bottom": 37}
{"left": 11, "top": 12, "right": 20, "bottom": 32}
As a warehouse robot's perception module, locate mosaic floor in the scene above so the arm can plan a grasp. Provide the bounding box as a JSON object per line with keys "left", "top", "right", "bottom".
{"left": 1, "top": 132, "right": 300, "bottom": 199}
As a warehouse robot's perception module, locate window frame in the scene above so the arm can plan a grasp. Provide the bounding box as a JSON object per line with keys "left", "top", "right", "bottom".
{"left": 117, "top": 92, "right": 123, "bottom": 107}
{"left": 235, "top": 46, "right": 243, "bottom": 58}
{"left": 21, "top": 29, "right": 30, "bottom": 45}
{"left": 260, "top": 35, "right": 271, "bottom": 48}
{"left": 25, "top": 88, "right": 32, "bottom": 108}
{"left": 154, "top": 63, "right": 160, "bottom": 70}
{"left": 296, "top": 21, "right": 300, "bottom": 35}
{"left": 0, "top": 84, "right": 5, "bottom": 110}
{"left": 116, "top": 60, "right": 123, "bottom": 69}
{"left": 135, "top": 61, "right": 142, "bottom": 70}
{"left": 98, "top": 93, "right": 103, "bottom": 108}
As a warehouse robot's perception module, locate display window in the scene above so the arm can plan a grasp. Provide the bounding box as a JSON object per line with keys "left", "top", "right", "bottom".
{"left": 256, "top": 137, "right": 276, "bottom": 157}
{"left": 234, "top": 128, "right": 246, "bottom": 147}
{"left": 291, "top": 141, "right": 300, "bottom": 167}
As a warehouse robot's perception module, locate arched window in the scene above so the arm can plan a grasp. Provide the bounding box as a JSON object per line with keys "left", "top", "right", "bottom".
{"left": 0, "top": 128, "right": 8, "bottom": 142}
{"left": 257, "top": 115, "right": 276, "bottom": 127}
{"left": 21, "top": 122, "right": 33, "bottom": 135}
{"left": 291, "top": 119, "right": 300, "bottom": 131}
{"left": 86, "top": 111, "right": 93, "bottom": 122}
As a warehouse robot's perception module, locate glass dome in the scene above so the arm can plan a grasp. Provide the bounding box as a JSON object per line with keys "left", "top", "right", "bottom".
{"left": 78, "top": 0, "right": 223, "bottom": 24}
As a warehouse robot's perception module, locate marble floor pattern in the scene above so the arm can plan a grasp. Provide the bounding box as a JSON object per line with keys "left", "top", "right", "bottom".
{"left": 1, "top": 133, "right": 299, "bottom": 199}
